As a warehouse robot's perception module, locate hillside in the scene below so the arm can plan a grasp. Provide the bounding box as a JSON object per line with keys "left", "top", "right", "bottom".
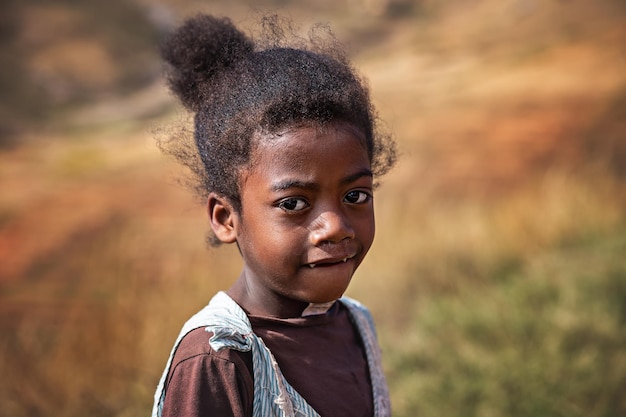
{"left": 1, "top": 1, "right": 625, "bottom": 416}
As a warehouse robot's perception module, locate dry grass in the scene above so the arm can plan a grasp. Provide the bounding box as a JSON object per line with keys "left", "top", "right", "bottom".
{"left": 1, "top": 1, "right": 626, "bottom": 416}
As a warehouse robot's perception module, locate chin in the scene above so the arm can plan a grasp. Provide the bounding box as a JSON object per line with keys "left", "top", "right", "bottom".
{"left": 309, "top": 288, "right": 349, "bottom": 304}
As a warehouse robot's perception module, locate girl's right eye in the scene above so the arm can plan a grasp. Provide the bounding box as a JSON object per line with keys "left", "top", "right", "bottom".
{"left": 277, "top": 198, "right": 309, "bottom": 212}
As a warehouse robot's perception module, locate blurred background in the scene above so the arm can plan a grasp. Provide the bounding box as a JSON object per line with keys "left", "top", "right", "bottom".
{"left": 1, "top": 0, "right": 625, "bottom": 416}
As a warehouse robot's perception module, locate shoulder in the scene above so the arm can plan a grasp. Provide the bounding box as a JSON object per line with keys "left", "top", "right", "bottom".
{"left": 339, "top": 296, "right": 379, "bottom": 337}
{"left": 339, "top": 295, "right": 369, "bottom": 311}
{"left": 168, "top": 327, "right": 252, "bottom": 378}
{"left": 162, "top": 328, "right": 254, "bottom": 417}
{"left": 340, "top": 296, "right": 374, "bottom": 321}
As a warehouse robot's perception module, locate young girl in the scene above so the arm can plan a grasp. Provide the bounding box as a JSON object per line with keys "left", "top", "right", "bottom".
{"left": 152, "top": 14, "right": 396, "bottom": 417}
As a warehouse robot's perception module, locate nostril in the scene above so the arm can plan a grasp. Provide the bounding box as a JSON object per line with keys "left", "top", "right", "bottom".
{"left": 309, "top": 210, "right": 355, "bottom": 245}
{"left": 320, "top": 234, "right": 352, "bottom": 244}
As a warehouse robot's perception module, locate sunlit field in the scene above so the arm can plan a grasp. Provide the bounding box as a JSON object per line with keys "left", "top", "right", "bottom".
{"left": 1, "top": 1, "right": 625, "bottom": 416}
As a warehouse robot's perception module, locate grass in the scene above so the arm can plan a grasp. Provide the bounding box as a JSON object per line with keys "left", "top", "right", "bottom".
{"left": 1, "top": 1, "right": 626, "bottom": 416}
{"left": 380, "top": 198, "right": 626, "bottom": 417}
{"left": 0, "top": 203, "right": 243, "bottom": 416}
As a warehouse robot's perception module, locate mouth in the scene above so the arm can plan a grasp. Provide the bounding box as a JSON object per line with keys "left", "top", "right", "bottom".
{"left": 306, "top": 255, "right": 355, "bottom": 269}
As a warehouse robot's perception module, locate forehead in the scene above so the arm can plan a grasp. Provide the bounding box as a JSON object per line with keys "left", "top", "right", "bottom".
{"left": 244, "top": 123, "right": 371, "bottom": 184}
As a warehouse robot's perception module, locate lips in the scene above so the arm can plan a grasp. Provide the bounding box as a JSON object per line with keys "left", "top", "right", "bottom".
{"left": 305, "top": 246, "right": 359, "bottom": 269}
{"left": 304, "top": 239, "right": 359, "bottom": 269}
{"left": 307, "top": 256, "right": 353, "bottom": 269}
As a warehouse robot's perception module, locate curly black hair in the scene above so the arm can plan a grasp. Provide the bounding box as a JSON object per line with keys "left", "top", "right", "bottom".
{"left": 159, "top": 14, "right": 396, "bottom": 242}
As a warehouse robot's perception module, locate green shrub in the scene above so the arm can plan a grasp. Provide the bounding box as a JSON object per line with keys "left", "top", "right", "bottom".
{"left": 387, "top": 232, "right": 626, "bottom": 417}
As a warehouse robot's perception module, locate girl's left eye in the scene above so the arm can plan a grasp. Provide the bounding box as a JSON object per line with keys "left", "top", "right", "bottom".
{"left": 344, "top": 190, "right": 371, "bottom": 204}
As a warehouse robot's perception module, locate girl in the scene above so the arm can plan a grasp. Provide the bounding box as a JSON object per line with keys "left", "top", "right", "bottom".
{"left": 152, "top": 14, "right": 396, "bottom": 417}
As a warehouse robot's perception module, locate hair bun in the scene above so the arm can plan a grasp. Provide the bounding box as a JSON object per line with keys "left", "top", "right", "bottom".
{"left": 160, "top": 14, "right": 254, "bottom": 110}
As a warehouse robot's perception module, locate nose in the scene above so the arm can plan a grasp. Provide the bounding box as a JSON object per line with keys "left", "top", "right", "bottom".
{"left": 309, "top": 209, "right": 356, "bottom": 246}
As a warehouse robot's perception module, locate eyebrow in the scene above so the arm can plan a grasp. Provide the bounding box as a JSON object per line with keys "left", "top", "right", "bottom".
{"left": 270, "top": 168, "right": 373, "bottom": 192}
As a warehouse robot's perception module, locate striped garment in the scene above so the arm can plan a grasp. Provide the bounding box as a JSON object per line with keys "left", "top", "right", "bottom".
{"left": 152, "top": 291, "right": 391, "bottom": 417}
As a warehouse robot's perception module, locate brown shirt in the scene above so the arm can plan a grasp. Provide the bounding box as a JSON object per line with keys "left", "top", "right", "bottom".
{"left": 161, "top": 301, "right": 373, "bottom": 417}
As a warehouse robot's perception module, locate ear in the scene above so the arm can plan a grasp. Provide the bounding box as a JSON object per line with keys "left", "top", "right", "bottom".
{"left": 207, "top": 193, "right": 239, "bottom": 244}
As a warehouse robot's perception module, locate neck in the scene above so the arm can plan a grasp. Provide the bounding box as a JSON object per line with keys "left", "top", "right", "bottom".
{"left": 226, "top": 272, "right": 309, "bottom": 318}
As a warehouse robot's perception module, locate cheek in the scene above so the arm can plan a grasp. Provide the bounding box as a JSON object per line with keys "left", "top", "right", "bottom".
{"left": 355, "top": 211, "right": 376, "bottom": 251}
{"left": 365, "top": 219, "right": 376, "bottom": 248}
{"left": 243, "top": 221, "right": 295, "bottom": 265}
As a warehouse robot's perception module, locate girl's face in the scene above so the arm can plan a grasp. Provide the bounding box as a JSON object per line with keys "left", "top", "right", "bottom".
{"left": 233, "top": 123, "right": 375, "bottom": 317}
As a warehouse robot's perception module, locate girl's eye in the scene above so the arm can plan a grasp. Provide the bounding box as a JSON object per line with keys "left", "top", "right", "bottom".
{"left": 344, "top": 190, "right": 371, "bottom": 204}
{"left": 278, "top": 198, "right": 309, "bottom": 212}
